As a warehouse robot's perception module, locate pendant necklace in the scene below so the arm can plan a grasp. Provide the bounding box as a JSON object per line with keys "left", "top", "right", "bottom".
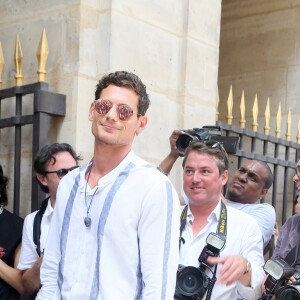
{"left": 84, "top": 161, "right": 98, "bottom": 227}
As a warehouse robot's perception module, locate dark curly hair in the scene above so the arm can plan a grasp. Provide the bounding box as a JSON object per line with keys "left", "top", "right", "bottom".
{"left": 34, "top": 143, "right": 81, "bottom": 193}
{"left": 95, "top": 71, "right": 150, "bottom": 116}
{"left": 0, "top": 165, "right": 8, "bottom": 207}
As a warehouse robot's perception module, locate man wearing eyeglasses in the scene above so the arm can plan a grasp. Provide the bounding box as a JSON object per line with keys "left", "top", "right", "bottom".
{"left": 18, "top": 143, "right": 81, "bottom": 299}
{"left": 37, "top": 71, "right": 180, "bottom": 300}
{"left": 175, "top": 141, "right": 265, "bottom": 299}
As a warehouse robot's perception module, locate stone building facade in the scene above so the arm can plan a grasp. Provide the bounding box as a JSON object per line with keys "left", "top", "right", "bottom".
{"left": 0, "top": 0, "right": 222, "bottom": 216}
{"left": 0, "top": 0, "right": 299, "bottom": 218}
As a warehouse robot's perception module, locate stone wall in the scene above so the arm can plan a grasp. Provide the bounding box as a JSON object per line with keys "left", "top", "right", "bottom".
{"left": 0, "top": 0, "right": 222, "bottom": 216}
{"left": 219, "top": 0, "right": 300, "bottom": 143}
{"left": 219, "top": 0, "right": 300, "bottom": 222}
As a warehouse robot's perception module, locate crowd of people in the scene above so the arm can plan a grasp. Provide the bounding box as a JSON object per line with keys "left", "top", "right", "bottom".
{"left": 0, "top": 70, "right": 299, "bottom": 300}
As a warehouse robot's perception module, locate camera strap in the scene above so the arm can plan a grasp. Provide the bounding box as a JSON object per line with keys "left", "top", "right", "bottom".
{"left": 215, "top": 200, "right": 227, "bottom": 240}
{"left": 179, "top": 200, "right": 227, "bottom": 249}
{"left": 179, "top": 205, "right": 188, "bottom": 249}
{"left": 284, "top": 238, "right": 300, "bottom": 267}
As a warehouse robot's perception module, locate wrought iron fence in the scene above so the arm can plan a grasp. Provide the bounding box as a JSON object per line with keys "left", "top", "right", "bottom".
{"left": 216, "top": 86, "right": 300, "bottom": 256}
{"left": 0, "top": 29, "right": 66, "bottom": 214}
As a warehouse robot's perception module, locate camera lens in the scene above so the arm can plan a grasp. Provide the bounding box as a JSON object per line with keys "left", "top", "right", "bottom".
{"left": 175, "top": 133, "right": 195, "bottom": 155}
{"left": 176, "top": 266, "right": 204, "bottom": 297}
{"left": 276, "top": 285, "right": 300, "bottom": 300}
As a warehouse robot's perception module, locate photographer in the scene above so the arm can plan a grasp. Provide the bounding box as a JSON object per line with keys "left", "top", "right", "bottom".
{"left": 158, "top": 129, "right": 276, "bottom": 249}
{"left": 175, "top": 141, "right": 265, "bottom": 299}
{"left": 272, "top": 157, "right": 300, "bottom": 272}
{"left": 259, "top": 157, "right": 300, "bottom": 299}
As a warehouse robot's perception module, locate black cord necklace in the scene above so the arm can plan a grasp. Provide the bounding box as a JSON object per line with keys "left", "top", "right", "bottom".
{"left": 84, "top": 161, "right": 98, "bottom": 227}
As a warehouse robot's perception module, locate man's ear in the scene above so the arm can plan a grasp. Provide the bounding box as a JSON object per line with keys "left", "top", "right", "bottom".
{"left": 88, "top": 102, "right": 95, "bottom": 121}
{"left": 135, "top": 116, "right": 148, "bottom": 136}
{"left": 259, "top": 188, "right": 268, "bottom": 200}
{"left": 221, "top": 170, "right": 229, "bottom": 186}
{"left": 36, "top": 174, "right": 48, "bottom": 187}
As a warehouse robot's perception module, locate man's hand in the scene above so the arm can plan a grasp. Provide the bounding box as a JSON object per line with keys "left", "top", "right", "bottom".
{"left": 169, "top": 130, "right": 183, "bottom": 158}
{"left": 22, "top": 255, "right": 44, "bottom": 294}
{"left": 157, "top": 130, "right": 183, "bottom": 177}
{"left": 206, "top": 255, "right": 250, "bottom": 286}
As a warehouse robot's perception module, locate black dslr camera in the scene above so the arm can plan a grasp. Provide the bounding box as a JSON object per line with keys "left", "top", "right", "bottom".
{"left": 175, "top": 126, "right": 240, "bottom": 156}
{"left": 260, "top": 258, "right": 300, "bottom": 300}
{"left": 175, "top": 233, "right": 225, "bottom": 300}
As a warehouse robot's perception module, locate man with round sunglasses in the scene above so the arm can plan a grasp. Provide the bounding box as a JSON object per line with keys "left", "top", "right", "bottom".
{"left": 18, "top": 143, "right": 81, "bottom": 299}
{"left": 37, "top": 71, "right": 180, "bottom": 300}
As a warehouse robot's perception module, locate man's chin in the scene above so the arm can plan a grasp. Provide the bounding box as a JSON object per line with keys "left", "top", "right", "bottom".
{"left": 226, "top": 191, "right": 241, "bottom": 202}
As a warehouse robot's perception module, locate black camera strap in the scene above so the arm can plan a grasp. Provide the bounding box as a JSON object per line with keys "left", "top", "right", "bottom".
{"left": 284, "top": 238, "right": 300, "bottom": 267}
{"left": 177, "top": 201, "right": 228, "bottom": 300}
{"left": 179, "top": 200, "right": 227, "bottom": 248}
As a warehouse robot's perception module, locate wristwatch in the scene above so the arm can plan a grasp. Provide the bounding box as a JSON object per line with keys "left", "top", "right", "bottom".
{"left": 244, "top": 260, "right": 252, "bottom": 275}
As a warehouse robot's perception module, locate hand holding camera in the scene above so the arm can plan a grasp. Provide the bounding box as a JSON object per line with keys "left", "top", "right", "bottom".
{"left": 169, "top": 130, "right": 183, "bottom": 158}
{"left": 206, "top": 255, "right": 251, "bottom": 286}
{"left": 175, "top": 233, "right": 225, "bottom": 300}
{"left": 260, "top": 258, "right": 300, "bottom": 300}
{"left": 175, "top": 126, "right": 240, "bottom": 156}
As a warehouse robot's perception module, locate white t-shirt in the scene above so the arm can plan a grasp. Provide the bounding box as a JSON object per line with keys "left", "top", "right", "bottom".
{"left": 18, "top": 199, "right": 54, "bottom": 270}
{"left": 226, "top": 199, "right": 276, "bottom": 248}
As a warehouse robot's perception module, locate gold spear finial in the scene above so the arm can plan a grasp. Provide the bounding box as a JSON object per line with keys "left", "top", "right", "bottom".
{"left": 0, "top": 42, "right": 4, "bottom": 88}
{"left": 239, "top": 90, "right": 246, "bottom": 128}
{"left": 285, "top": 108, "right": 292, "bottom": 141}
{"left": 264, "top": 97, "right": 270, "bottom": 135}
{"left": 14, "top": 34, "right": 23, "bottom": 86}
{"left": 276, "top": 102, "right": 282, "bottom": 138}
{"left": 252, "top": 94, "right": 258, "bottom": 132}
{"left": 226, "top": 85, "right": 233, "bottom": 125}
{"left": 36, "top": 28, "right": 49, "bottom": 82}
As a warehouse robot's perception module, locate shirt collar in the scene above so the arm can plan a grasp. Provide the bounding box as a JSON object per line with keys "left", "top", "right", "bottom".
{"left": 44, "top": 198, "right": 54, "bottom": 216}
{"left": 186, "top": 198, "right": 223, "bottom": 224}
{"left": 79, "top": 150, "right": 136, "bottom": 193}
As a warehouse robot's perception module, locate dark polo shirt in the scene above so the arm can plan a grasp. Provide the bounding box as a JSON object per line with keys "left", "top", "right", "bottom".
{"left": 272, "top": 214, "right": 300, "bottom": 272}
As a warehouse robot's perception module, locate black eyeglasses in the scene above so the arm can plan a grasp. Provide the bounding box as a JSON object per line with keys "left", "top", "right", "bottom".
{"left": 45, "top": 166, "right": 79, "bottom": 179}
{"left": 94, "top": 99, "right": 141, "bottom": 121}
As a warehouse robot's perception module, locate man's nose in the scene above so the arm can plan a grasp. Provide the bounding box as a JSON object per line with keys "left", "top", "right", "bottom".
{"left": 237, "top": 172, "right": 247, "bottom": 182}
{"left": 105, "top": 105, "right": 118, "bottom": 120}
{"left": 192, "top": 172, "right": 202, "bottom": 182}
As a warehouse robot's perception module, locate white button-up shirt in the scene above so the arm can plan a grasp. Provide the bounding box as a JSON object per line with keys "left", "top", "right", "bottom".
{"left": 37, "top": 150, "right": 180, "bottom": 300}
{"left": 179, "top": 200, "right": 265, "bottom": 300}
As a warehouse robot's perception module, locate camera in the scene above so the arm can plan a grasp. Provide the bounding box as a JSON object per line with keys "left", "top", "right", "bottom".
{"left": 260, "top": 258, "right": 300, "bottom": 300}
{"left": 175, "top": 126, "right": 240, "bottom": 156}
{"left": 175, "top": 233, "right": 225, "bottom": 300}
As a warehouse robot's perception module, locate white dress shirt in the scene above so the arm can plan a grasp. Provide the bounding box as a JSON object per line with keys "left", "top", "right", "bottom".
{"left": 179, "top": 200, "right": 265, "bottom": 300}
{"left": 37, "top": 150, "right": 180, "bottom": 300}
{"left": 183, "top": 194, "right": 276, "bottom": 249}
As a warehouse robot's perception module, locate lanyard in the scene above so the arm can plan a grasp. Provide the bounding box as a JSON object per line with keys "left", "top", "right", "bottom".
{"left": 179, "top": 200, "right": 227, "bottom": 249}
